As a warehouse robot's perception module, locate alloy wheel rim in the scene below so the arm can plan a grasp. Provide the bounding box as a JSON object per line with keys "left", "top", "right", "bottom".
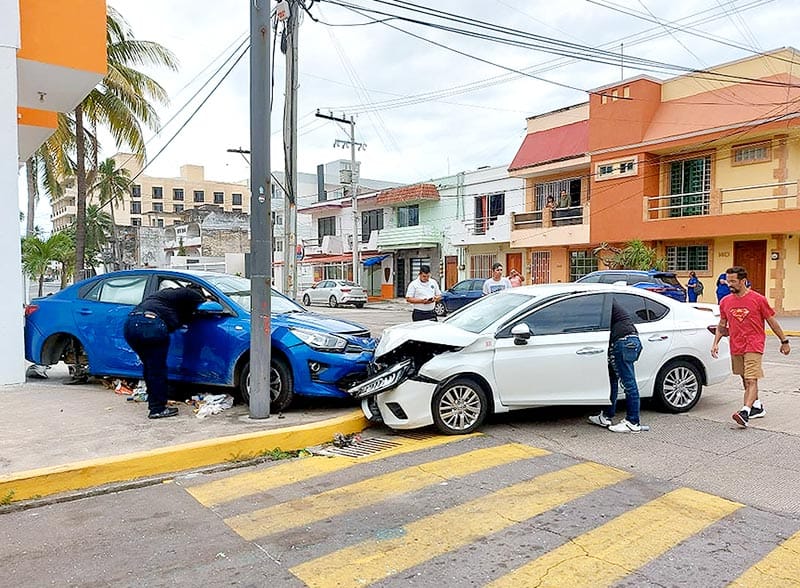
{"left": 438, "top": 385, "right": 482, "bottom": 430}
{"left": 245, "top": 367, "right": 282, "bottom": 401}
{"left": 662, "top": 366, "right": 698, "bottom": 408}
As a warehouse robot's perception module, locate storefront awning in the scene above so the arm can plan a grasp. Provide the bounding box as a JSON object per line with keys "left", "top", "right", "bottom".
{"left": 362, "top": 254, "right": 389, "bottom": 267}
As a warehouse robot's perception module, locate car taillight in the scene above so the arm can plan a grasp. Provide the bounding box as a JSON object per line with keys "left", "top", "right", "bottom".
{"left": 340, "top": 288, "right": 351, "bottom": 293}
{"left": 24, "top": 304, "right": 39, "bottom": 317}
{"left": 643, "top": 286, "right": 667, "bottom": 293}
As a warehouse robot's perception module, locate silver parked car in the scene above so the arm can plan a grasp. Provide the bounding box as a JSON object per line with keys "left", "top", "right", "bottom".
{"left": 301, "top": 280, "right": 367, "bottom": 308}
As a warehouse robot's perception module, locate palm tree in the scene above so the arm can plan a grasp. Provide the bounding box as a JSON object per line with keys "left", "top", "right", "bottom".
{"left": 84, "top": 204, "right": 113, "bottom": 270}
{"left": 28, "top": 6, "right": 177, "bottom": 275}
{"left": 21, "top": 233, "right": 72, "bottom": 297}
{"left": 93, "top": 158, "right": 131, "bottom": 269}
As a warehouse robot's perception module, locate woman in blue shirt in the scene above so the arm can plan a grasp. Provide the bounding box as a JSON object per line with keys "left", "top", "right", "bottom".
{"left": 716, "top": 273, "right": 731, "bottom": 303}
{"left": 687, "top": 271, "right": 699, "bottom": 303}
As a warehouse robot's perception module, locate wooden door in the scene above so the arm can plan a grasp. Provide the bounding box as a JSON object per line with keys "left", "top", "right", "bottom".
{"left": 734, "top": 240, "right": 766, "bottom": 294}
{"left": 507, "top": 252, "right": 523, "bottom": 282}
{"left": 445, "top": 256, "right": 458, "bottom": 290}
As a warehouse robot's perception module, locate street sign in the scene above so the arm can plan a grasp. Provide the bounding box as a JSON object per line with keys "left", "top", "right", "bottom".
{"left": 296, "top": 243, "right": 304, "bottom": 261}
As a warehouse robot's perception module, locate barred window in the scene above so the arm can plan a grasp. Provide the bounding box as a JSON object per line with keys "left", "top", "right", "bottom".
{"left": 469, "top": 254, "right": 496, "bottom": 279}
{"left": 569, "top": 250, "right": 597, "bottom": 282}
{"left": 666, "top": 245, "right": 709, "bottom": 272}
{"left": 733, "top": 142, "right": 770, "bottom": 165}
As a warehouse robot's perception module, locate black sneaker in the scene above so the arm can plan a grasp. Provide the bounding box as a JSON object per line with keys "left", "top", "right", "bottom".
{"left": 749, "top": 405, "right": 766, "bottom": 419}
{"left": 732, "top": 410, "right": 749, "bottom": 428}
{"left": 148, "top": 407, "right": 179, "bottom": 419}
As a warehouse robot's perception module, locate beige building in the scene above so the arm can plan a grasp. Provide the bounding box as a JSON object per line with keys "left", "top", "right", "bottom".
{"left": 50, "top": 153, "right": 250, "bottom": 231}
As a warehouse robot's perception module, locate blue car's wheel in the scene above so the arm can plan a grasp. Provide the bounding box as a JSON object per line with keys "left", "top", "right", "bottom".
{"left": 434, "top": 301, "right": 446, "bottom": 317}
{"left": 239, "top": 359, "right": 294, "bottom": 411}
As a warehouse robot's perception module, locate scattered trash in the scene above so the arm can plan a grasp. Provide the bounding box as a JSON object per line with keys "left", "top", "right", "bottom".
{"left": 113, "top": 379, "right": 135, "bottom": 395}
{"left": 332, "top": 432, "right": 362, "bottom": 448}
{"left": 26, "top": 364, "right": 50, "bottom": 379}
{"left": 188, "top": 394, "right": 235, "bottom": 419}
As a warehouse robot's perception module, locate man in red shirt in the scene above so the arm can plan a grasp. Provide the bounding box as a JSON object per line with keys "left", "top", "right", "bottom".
{"left": 711, "top": 266, "right": 791, "bottom": 428}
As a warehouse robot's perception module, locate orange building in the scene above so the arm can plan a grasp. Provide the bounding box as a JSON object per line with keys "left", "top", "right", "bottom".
{"left": 510, "top": 48, "right": 800, "bottom": 313}
{"left": 3, "top": 0, "right": 106, "bottom": 384}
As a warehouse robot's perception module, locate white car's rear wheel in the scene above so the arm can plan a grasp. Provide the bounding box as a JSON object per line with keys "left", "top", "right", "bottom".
{"left": 654, "top": 360, "right": 702, "bottom": 413}
{"left": 328, "top": 295, "right": 339, "bottom": 308}
{"left": 432, "top": 378, "right": 488, "bottom": 435}
{"left": 302, "top": 294, "right": 311, "bottom": 306}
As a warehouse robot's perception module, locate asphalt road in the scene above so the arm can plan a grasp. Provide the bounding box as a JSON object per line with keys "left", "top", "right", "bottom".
{"left": 4, "top": 302, "right": 799, "bottom": 586}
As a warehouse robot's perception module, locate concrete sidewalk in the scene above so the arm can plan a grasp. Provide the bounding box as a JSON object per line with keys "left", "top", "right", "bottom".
{"left": 0, "top": 364, "right": 369, "bottom": 503}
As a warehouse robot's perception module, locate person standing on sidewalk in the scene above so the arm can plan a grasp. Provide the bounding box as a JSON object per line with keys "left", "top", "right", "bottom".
{"left": 589, "top": 301, "right": 644, "bottom": 433}
{"left": 405, "top": 265, "right": 441, "bottom": 322}
{"left": 711, "top": 266, "right": 791, "bottom": 428}
{"left": 124, "top": 285, "right": 207, "bottom": 419}
{"left": 483, "top": 262, "right": 512, "bottom": 295}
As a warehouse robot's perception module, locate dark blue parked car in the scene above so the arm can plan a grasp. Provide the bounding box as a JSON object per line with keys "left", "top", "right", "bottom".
{"left": 434, "top": 278, "right": 486, "bottom": 316}
{"left": 24, "top": 269, "right": 376, "bottom": 411}
{"left": 576, "top": 270, "right": 687, "bottom": 302}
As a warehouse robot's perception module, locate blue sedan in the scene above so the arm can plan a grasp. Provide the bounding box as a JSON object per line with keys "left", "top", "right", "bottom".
{"left": 434, "top": 278, "right": 485, "bottom": 316}
{"left": 24, "top": 269, "right": 377, "bottom": 411}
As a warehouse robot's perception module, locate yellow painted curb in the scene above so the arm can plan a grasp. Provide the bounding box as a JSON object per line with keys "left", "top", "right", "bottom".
{"left": 0, "top": 410, "right": 369, "bottom": 503}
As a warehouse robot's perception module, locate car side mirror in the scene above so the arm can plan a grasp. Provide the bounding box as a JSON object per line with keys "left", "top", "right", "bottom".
{"left": 197, "top": 301, "right": 226, "bottom": 314}
{"left": 510, "top": 323, "right": 531, "bottom": 345}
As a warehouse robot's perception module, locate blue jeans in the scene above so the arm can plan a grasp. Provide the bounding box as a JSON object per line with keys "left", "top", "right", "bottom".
{"left": 604, "top": 335, "right": 642, "bottom": 425}
{"left": 124, "top": 312, "right": 170, "bottom": 414}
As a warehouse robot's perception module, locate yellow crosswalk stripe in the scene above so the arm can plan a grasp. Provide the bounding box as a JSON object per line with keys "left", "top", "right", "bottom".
{"left": 289, "top": 461, "right": 630, "bottom": 588}
{"left": 187, "top": 433, "right": 479, "bottom": 507}
{"left": 488, "top": 487, "right": 742, "bottom": 588}
{"left": 729, "top": 530, "right": 800, "bottom": 587}
{"left": 226, "top": 443, "right": 549, "bottom": 540}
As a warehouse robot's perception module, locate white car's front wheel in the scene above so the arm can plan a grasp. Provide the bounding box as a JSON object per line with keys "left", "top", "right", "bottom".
{"left": 432, "top": 378, "right": 488, "bottom": 435}
{"left": 654, "top": 359, "right": 702, "bottom": 413}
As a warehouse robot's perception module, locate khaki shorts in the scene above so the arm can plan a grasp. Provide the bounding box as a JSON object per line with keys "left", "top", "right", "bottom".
{"left": 731, "top": 353, "right": 764, "bottom": 380}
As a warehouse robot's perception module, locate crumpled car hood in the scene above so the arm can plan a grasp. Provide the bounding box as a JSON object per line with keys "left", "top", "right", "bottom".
{"left": 376, "top": 322, "right": 480, "bottom": 359}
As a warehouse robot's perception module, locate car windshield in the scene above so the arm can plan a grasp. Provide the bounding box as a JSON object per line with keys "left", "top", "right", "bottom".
{"left": 202, "top": 274, "right": 304, "bottom": 313}
{"left": 444, "top": 292, "right": 533, "bottom": 333}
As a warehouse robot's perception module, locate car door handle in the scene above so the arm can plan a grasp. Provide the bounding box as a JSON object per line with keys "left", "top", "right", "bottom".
{"left": 576, "top": 347, "right": 604, "bottom": 355}
{"left": 77, "top": 309, "right": 93, "bottom": 315}
{"left": 648, "top": 335, "right": 669, "bottom": 341}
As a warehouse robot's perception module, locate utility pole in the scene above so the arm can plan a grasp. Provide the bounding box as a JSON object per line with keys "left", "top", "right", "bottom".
{"left": 314, "top": 110, "right": 365, "bottom": 285}
{"left": 282, "top": 0, "right": 299, "bottom": 299}
{"left": 248, "top": 0, "right": 271, "bottom": 419}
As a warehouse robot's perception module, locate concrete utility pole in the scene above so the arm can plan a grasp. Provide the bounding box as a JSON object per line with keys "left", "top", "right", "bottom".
{"left": 248, "top": 0, "right": 271, "bottom": 419}
{"left": 314, "top": 110, "right": 364, "bottom": 285}
{"left": 282, "top": 0, "right": 299, "bottom": 299}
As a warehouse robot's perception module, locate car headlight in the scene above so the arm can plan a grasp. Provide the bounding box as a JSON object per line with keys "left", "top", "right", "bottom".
{"left": 348, "top": 359, "right": 413, "bottom": 399}
{"left": 290, "top": 328, "right": 347, "bottom": 352}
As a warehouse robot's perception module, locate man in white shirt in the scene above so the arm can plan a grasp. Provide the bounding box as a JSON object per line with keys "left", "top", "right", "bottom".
{"left": 405, "top": 264, "right": 442, "bottom": 321}
{"left": 483, "top": 262, "right": 512, "bottom": 295}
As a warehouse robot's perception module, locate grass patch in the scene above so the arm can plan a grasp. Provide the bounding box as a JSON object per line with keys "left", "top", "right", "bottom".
{"left": 0, "top": 490, "right": 15, "bottom": 505}
{"left": 227, "top": 447, "right": 311, "bottom": 463}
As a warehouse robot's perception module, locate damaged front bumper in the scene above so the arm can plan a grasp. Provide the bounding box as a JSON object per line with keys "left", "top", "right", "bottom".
{"left": 360, "top": 378, "right": 437, "bottom": 430}
{"left": 347, "top": 359, "right": 413, "bottom": 399}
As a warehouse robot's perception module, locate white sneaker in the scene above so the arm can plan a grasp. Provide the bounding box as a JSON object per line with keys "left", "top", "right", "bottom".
{"left": 608, "top": 419, "right": 642, "bottom": 433}
{"left": 588, "top": 412, "right": 612, "bottom": 428}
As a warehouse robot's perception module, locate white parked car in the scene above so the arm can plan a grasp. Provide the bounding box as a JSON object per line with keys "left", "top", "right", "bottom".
{"left": 349, "top": 284, "right": 730, "bottom": 435}
{"left": 301, "top": 280, "right": 367, "bottom": 308}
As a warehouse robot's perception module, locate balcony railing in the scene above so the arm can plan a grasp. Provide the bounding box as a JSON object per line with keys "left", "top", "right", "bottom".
{"left": 511, "top": 205, "right": 584, "bottom": 230}
{"left": 511, "top": 210, "right": 543, "bottom": 229}
{"left": 646, "top": 191, "right": 710, "bottom": 219}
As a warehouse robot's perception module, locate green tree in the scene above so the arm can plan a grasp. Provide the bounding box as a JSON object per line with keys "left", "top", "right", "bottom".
{"left": 21, "top": 233, "right": 72, "bottom": 297}
{"left": 594, "top": 240, "right": 666, "bottom": 271}
{"left": 93, "top": 158, "right": 131, "bottom": 269}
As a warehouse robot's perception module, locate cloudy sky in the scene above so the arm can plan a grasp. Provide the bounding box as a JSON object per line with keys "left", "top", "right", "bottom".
{"left": 22, "top": 0, "right": 800, "bottom": 229}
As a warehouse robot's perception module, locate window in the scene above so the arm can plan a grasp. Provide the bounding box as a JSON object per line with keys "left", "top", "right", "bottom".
{"left": 469, "top": 253, "right": 496, "bottom": 278}
{"left": 473, "top": 194, "right": 505, "bottom": 234}
{"left": 523, "top": 294, "right": 606, "bottom": 336}
{"left": 193, "top": 190, "right": 204, "bottom": 203}
{"left": 274, "top": 240, "right": 284, "bottom": 252}
{"left": 397, "top": 204, "right": 419, "bottom": 227}
{"left": 131, "top": 218, "right": 141, "bottom": 226}
{"left": 153, "top": 202, "right": 163, "bottom": 212}
{"left": 83, "top": 276, "right": 148, "bottom": 305}
{"left": 410, "top": 258, "right": 431, "bottom": 278}
{"left": 213, "top": 191, "right": 224, "bottom": 204}
{"left": 152, "top": 186, "right": 163, "bottom": 199}
{"left": 173, "top": 204, "right": 184, "bottom": 213}
{"left": 613, "top": 293, "right": 669, "bottom": 323}
{"left": 173, "top": 188, "right": 184, "bottom": 201}
{"left": 732, "top": 142, "right": 770, "bottom": 165}
{"left": 669, "top": 156, "right": 711, "bottom": 217}
{"left": 598, "top": 164, "right": 614, "bottom": 176}
{"left": 569, "top": 250, "right": 597, "bottom": 282}
{"left": 666, "top": 244, "right": 709, "bottom": 272}
{"left": 595, "top": 157, "right": 637, "bottom": 181}
{"left": 274, "top": 213, "right": 283, "bottom": 226}
{"left": 361, "top": 209, "right": 384, "bottom": 242}
{"left": 232, "top": 193, "right": 243, "bottom": 206}
{"left": 534, "top": 178, "right": 580, "bottom": 210}
{"left": 318, "top": 216, "right": 336, "bottom": 237}
{"left": 130, "top": 201, "right": 142, "bottom": 214}
{"left": 131, "top": 185, "right": 141, "bottom": 198}
{"left": 157, "top": 219, "right": 164, "bottom": 228}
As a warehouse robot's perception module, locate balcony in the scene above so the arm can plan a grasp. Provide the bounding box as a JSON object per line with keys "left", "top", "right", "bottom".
{"left": 645, "top": 180, "right": 799, "bottom": 219}
{"left": 376, "top": 224, "right": 441, "bottom": 250}
{"left": 451, "top": 213, "right": 513, "bottom": 245}
{"left": 510, "top": 204, "right": 589, "bottom": 248}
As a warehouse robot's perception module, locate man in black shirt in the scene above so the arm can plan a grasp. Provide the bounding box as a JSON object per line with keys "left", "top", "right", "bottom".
{"left": 124, "top": 285, "right": 207, "bottom": 419}
{"left": 588, "top": 301, "right": 644, "bottom": 433}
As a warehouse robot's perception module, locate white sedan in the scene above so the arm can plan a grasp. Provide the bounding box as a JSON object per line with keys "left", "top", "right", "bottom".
{"left": 349, "top": 283, "right": 730, "bottom": 435}
{"left": 301, "top": 280, "right": 367, "bottom": 308}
